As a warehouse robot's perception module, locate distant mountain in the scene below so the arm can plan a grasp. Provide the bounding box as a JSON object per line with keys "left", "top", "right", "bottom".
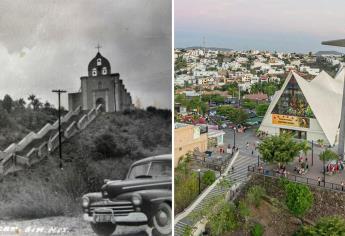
{"left": 315, "top": 51, "right": 343, "bottom": 56}
{"left": 179, "top": 46, "right": 234, "bottom": 51}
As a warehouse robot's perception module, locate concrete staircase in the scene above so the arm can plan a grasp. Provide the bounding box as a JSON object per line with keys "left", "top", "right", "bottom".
{"left": 0, "top": 104, "right": 103, "bottom": 175}
{"left": 174, "top": 151, "right": 258, "bottom": 236}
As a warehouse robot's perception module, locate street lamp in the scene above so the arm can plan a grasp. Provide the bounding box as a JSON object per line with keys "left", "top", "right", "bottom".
{"left": 311, "top": 140, "right": 314, "bottom": 166}
{"left": 198, "top": 169, "right": 201, "bottom": 195}
{"left": 257, "top": 155, "right": 260, "bottom": 166}
{"left": 233, "top": 127, "right": 236, "bottom": 147}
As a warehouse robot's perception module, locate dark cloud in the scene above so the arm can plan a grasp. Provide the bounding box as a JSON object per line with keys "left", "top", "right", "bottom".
{"left": 0, "top": 0, "right": 171, "bottom": 109}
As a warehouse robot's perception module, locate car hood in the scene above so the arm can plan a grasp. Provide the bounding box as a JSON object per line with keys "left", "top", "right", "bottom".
{"left": 103, "top": 177, "right": 171, "bottom": 198}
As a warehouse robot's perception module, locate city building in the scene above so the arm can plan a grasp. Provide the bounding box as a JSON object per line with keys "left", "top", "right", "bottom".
{"left": 174, "top": 123, "right": 208, "bottom": 167}
{"left": 259, "top": 69, "right": 345, "bottom": 145}
{"left": 68, "top": 51, "right": 133, "bottom": 112}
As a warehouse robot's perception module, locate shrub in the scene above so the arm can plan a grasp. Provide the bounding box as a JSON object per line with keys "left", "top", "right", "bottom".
{"left": 295, "top": 216, "right": 345, "bottom": 236}
{"left": 182, "top": 225, "right": 193, "bottom": 236}
{"left": 202, "top": 170, "right": 216, "bottom": 186}
{"left": 93, "top": 133, "right": 132, "bottom": 159}
{"left": 174, "top": 171, "right": 199, "bottom": 214}
{"left": 251, "top": 223, "right": 264, "bottom": 236}
{"left": 208, "top": 201, "right": 238, "bottom": 235}
{"left": 284, "top": 182, "right": 313, "bottom": 218}
{"left": 246, "top": 186, "right": 266, "bottom": 207}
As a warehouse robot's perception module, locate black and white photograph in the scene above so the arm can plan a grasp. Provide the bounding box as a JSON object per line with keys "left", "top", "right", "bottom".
{"left": 0, "top": 0, "right": 172, "bottom": 235}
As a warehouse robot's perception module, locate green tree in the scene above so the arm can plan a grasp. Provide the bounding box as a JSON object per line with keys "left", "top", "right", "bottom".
{"left": 319, "top": 149, "right": 339, "bottom": 162}
{"left": 175, "top": 56, "right": 187, "bottom": 70}
{"left": 202, "top": 170, "right": 216, "bottom": 186}
{"left": 284, "top": 182, "right": 313, "bottom": 218}
{"left": 296, "top": 215, "right": 345, "bottom": 236}
{"left": 300, "top": 140, "right": 311, "bottom": 159}
{"left": 242, "top": 99, "right": 256, "bottom": 110}
{"left": 2, "top": 94, "right": 13, "bottom": 113}
{"left": 258, "top": 134, "right": 303, "bottom": 165}
{"left": 255, "top": 104, "right": 269, "bottom": 116}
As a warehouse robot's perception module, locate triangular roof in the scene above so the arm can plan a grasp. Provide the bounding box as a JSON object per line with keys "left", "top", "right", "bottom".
{"left": 260, "top": 68, "right": 345, "bottom": 144}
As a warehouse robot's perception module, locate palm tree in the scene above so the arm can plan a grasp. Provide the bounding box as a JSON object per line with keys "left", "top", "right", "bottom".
{"left": 300, "top": 140, "right": 311, "bottom": 160}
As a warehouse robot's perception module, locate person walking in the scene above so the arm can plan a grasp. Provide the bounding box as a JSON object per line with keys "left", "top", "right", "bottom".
{"left": 231, "top": 166, "right": 234, "bottom": 172}
{"left": 246, "top": 142, "right": 249, "bottom": 149}
{"left": 318, "top": 177, "right": 321, "bottom": 186}
{"left": 341, "top": 181, "right": 344, "bottom": 191}
{"left": 251, "top": 150, "right": 254, "bottom": 156}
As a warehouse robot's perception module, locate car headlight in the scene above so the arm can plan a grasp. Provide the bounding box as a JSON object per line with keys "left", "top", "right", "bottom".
{"left": 131, "top": 194, "right": 142, "bottom": 206}
{"left": 82, "top": 197, "right": 90, "bottom": 208}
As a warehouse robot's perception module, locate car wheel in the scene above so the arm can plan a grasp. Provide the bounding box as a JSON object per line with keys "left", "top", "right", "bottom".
{"left": 151, "top": 202, "right": 172, "bottom": 236}
{"left": 90, "top": 222, "right": 116, "bottom": 236}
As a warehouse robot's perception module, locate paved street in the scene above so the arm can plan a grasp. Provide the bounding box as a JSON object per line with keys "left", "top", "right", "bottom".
{"left": 222, "top": 126, "right": 345, "bottom": 186}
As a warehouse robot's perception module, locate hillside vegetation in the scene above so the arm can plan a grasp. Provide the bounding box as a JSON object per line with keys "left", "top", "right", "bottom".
{"left": 0, "top": 94, "right": 63, "bottom": 150}
{"left": 0, "top": 108, "right": 171, "bottom": 219}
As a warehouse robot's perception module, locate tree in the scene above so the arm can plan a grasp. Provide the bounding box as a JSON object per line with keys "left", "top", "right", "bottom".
{"left": 44, "top": 101, "right": 52, "bottom": 110}
{"left": 255, "top": 104, "right": 269, "bottom": 116}
{"left": 18, "top": 98, "right": 26, "bottom": 109}
{"left": 27, "top": 94, "right": 36, "bottom": 108}
{"left": 175, "top": 56, "right": 187, "bottom": 70}
{"left": 242, "top": 99, "right": 256, "bottom": 110}
{"left": 296, "top": 216, "right": 345, "bottom": 236}
{"left": 2, "top": 94, "right": 13, "bottom": 113}
{"left": 202, "top": 170, "right": 216, "bottom": 186}
{"left": 27, "top": 94, "right": 42, "bottom": 110}
{"left": 300, "top": 140, "right": 311, "bottom": 159}
{"left": 319, "top": 149, "right": 339, "bottom": 162}
{"left": 216, "top": 106, "right": 248, "bottom": 125}
{"left": 284, "top": 182, "right": 313, "bottom": 218}
{"left": 258, "top": 134, "right": 303, "bottom": 165}
{"left": 32, "top": 98, "right": 42, "bottom": 110}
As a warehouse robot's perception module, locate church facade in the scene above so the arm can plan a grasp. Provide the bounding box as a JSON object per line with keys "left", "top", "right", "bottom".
{"left": 68, "top": 51, "right": 133, "bottom": 112}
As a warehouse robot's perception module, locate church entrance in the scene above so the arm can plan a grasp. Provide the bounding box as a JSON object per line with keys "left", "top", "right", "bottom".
{"left": 96, "top": 97, "right": 106, "bottom": 112}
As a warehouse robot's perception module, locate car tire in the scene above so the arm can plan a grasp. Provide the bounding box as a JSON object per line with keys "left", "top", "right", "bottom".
{"left": 151, "top": 202, "right": 172, "bottom": 236}
{"left": 90, "top": 222, "right": 116, "bottom": 236}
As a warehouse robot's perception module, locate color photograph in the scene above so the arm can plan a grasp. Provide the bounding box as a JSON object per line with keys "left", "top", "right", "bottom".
{"left": 174, "top": 0, "right": 345, "bottom": 235}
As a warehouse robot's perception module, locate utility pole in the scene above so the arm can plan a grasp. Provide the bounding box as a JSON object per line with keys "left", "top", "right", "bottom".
{"left": 52, "top": 89, "right": 67, "bottom": 169}
{"left": 321, "top": 38, "right": 345, "bottom": 160}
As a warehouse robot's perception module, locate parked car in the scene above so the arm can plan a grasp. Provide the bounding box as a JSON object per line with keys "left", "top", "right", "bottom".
{"left": 81, "top": 154, "right": 172, "bottom": 236}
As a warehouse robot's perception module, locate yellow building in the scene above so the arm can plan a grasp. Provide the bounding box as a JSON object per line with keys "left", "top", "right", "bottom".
{"left": 174, "top": 123, "right": 208, "bottom": 167}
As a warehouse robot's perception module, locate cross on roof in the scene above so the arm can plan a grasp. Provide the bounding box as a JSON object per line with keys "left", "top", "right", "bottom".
{"left": 96, "top": 43, "right": 102, "bottom": 52}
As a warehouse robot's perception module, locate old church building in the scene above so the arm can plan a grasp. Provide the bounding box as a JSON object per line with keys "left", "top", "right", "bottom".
{"left": 68, "top": 50, "right": 133, "bottom": 112}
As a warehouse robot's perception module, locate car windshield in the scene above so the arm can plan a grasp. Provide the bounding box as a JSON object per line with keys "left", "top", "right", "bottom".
{"left": 127, "top": 161, "right": 171, "bottom": 179}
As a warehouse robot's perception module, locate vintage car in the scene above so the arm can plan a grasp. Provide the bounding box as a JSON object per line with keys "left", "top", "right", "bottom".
{"left": 82, "top": 154, "right": 172, "bottom": 236}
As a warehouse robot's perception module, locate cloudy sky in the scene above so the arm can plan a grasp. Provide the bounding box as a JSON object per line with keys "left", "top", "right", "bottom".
{"left": 175, "top": 0, "right": 345, "bottom": 53}
{"left": 0, "top": 0, "right": 171, "bottom": 109}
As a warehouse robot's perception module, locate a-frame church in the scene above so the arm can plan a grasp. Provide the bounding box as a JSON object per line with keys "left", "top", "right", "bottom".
{"left": 259, "top": 67, "right": 345, "bottom": 146}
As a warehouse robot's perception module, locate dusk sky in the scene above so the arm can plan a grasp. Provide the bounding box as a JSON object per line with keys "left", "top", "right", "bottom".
{"left": 0, "top": 0, "right": 171, "bottom": 109}
{"left": 175, "top": 0, "right": 345, "bottom": 53}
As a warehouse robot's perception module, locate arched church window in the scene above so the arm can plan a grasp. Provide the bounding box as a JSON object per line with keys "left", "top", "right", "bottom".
{"left": 97, "top": 58, "right": 102, "bottom": 66}
{"left": 102, "top": 67, "right": 107, "bottom": 75}
{"left": 98, "top": 81, "right": 102, "bottom": 89}
{"left": 92, "top": 68, "right": 97, "bottom": 76}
